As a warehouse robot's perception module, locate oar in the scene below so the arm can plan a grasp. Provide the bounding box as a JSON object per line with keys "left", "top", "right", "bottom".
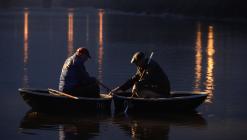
{"left": 139, "top": 51, "right": 154, "bottom": 79}
{"left": 97, "top": 80, "right": 112, "bottom": 92}
{"left": 96, "top": 80, "right": 117, "bottom": 96}
{"left": 48, "top": 88, "right": 79, "bottom": 100}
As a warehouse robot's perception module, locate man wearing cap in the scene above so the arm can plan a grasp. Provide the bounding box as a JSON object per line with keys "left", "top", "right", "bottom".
{"left": 59, "top": 47, "right": 100, "bottom": 97}
{"left": 111, "top": 51, "right": 170, "bottom": 98}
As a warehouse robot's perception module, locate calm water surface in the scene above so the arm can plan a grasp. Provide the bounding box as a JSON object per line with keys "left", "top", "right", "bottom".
{"left": 0, "top": 8, "right": 247, "bottom": 140}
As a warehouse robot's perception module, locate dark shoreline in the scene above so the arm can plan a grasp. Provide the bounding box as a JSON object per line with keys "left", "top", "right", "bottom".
{"left": 0, "top": 0, "right": 246, "bottom": 18}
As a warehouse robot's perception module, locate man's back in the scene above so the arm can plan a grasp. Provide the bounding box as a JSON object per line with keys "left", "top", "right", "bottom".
{"left": 138, "top": 59, "right": 170, "bottom": 96}
{"left": 59, "top": 54, "right": 90, "bottom": 91}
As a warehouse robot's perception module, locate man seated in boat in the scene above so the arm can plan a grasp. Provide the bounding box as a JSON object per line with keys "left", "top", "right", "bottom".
{"left": 111, "top": 51, "right": 171, "bottom": 98}
{"left": 59, "top": 47, "right": 100, "bottom": 98}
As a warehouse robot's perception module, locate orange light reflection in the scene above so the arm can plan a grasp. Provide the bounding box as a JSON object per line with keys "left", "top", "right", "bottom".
{"left": 205, "top": 26, "right": 215, "bottom": 103}
{"left": 194, "top": 23, "right": 202, "bottom": 91}
{"left": 67, "top": 9, "right": 74, "bottom": 57}
{"left": 23, "top": 8, "right": 29, "bottom": 88}
{"left": 98, "top": 9, "right": 104, "bottom": 83}
{"left": 131, "top": 122, "right": 138, "bottom": 139}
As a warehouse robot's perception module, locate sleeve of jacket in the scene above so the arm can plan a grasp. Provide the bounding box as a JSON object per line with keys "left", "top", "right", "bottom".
{"left": 118, "top": 71, "right": 140, "bottom": 91}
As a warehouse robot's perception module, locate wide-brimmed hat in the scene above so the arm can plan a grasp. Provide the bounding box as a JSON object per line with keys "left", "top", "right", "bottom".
{"left": 131, "top": 51, "right": 145, "bottom": 64}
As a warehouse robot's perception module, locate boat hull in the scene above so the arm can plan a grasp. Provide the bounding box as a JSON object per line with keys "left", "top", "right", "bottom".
{"left": 113, "top": 91, "right": 207, "bottom": 113}
{"left": 19, "top": 88, "right": 112, "bottom": 113}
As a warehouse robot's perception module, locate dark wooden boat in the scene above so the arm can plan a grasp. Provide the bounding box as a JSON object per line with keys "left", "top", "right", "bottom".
{"left": 113, "top": 91, "right": 208, "bottom": 113}
{"left": 19, "top": 88, "right": 112, "bottom": 113}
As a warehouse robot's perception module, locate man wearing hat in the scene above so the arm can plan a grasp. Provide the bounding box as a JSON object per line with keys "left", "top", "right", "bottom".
{"left": 59, "top": 47, "right": 99, "bottom": 97}
{"left": 111, "top": 51, "right": 170, "bottom": 98}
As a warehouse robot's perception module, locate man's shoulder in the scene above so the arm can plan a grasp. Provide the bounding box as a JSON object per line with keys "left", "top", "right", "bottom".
{"left": 65, "top": 54, "right": 75, "bottom": 62}
{"left": 62, "top": 55, "right": 76, "bottom": 69}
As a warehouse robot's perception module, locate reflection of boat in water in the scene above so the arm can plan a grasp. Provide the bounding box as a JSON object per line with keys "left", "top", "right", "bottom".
{"left": 19, "top": 110, "right": 111, "bottom": 139}
{"left": 113, "top": 112, "right": 207, "bottom": 140}
{"left": 19, "top": 110, "right": 207, "bottom": 139}
{"left": 18, "top": 88, "right": 112, "bottom": 113}
{"left": 113, "top": 91, "right": 207, "bottom": 113}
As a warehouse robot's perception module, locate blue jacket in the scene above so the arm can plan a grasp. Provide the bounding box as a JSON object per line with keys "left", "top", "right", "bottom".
{"left": 59, "top": 54, "right": 92, "bottom": 91}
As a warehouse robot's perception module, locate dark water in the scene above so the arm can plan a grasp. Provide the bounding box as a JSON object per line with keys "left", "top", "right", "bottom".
{"left": 1, "top": 8, "right": 247, "bottom": 140}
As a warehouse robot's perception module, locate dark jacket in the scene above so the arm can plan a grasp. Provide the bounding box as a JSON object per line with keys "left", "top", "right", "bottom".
{"left": 59, "top": 54, "right": 93, "bottom": 92}
{"left": 119, "top": 59, "right": 170, "bottom": 96}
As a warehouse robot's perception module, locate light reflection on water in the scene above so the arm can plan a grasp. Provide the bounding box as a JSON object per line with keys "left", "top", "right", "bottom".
{"left": 205, "top": 26, "right": 215, "bottom": 103}
{"left": 194, "top": 23, "right": 202, "bottom": 92}
{"left": 194, "top": 23, "right": 215, "bottom": 103}
{"left": 67, "top": 8, "right": 74, "bottom": 57}
{"left": 23, "top": 8, "right": 29, "bottom": 88}
{"left": 97, "top": 9, "right": 104, "bottom": 83}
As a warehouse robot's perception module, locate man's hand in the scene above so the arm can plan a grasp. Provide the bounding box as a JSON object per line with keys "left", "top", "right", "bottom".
{"left": 131, "top": 84, "right": 139, "bottom": 97}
